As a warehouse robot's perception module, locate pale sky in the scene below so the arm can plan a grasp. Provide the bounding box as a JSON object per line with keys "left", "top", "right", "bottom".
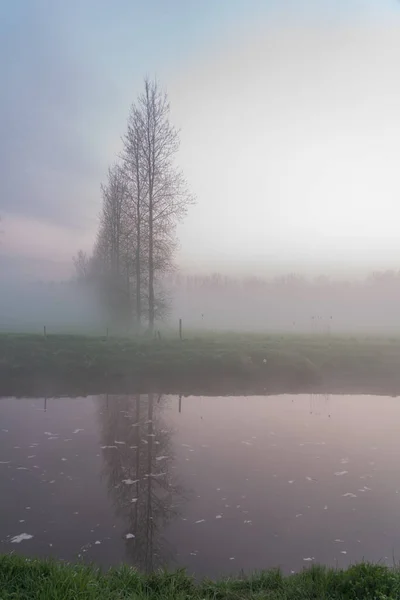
{"left": 2, "top": 0, "right": 400, "bottom": 279}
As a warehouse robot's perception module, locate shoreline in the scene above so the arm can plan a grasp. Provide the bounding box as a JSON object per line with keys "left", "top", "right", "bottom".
{"left": 2, "top": 332, "right": 400, "bottom": 397}
{"left": 0, "top": 555, "right": 398, "bottom": 599}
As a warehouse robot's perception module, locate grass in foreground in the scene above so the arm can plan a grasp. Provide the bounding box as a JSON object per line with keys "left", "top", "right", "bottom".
{"left": 2, "top": 331, "right": 400, "bottom": 395}
{"left": 0, "top": 555, "right": 400, "bottom": 599}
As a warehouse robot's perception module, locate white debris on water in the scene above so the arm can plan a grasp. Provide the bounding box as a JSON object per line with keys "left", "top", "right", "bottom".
{"left": 341, "top": 551, "right": 347, "bottom": 554}
{"left": 288, "top": 480, "right": 295, "bottom": 484}
{"left": 0, "top": 461, "right": 10, "bottom": 464}
{"left": 303, "top": 557, "right": 315, "bottom": 562}
{"left": 10, "top": 533, "right": 33, "bottom": 543}
{"left": 156, "top": 456, "right": 169, "bottom": 461}
{"left": 342, "top": 493, "right": 357, "bottom": 498}
{"left": 244, "top": 520, "right": 252, "bottom": 524}
{"left": 229, "top": 557, "right": 235, "bottom": 560}
{"left": 296, "top": 514, "right": 303, "bottom": 518}
{"left": 340, "top": 458, "right": 349, "bottom": 464}
{"left": 215, "top": 515, "right": 222, "bottom": 519}
{"left": 27, "top": 455, "right": 35, "bottom": 459}
{"left": 47, "top": 437, "right": 58, "bottom": 440}
{"left": 334, "top": 539, "right": 345, "bottom": 543}
{"left": 335, "top": 471, "right": 348, "bottom": 476}
{"left": 125, "top": 533, "right": 135, "bottom": 539}
{"left": 17, "top": 467, "right": 28, "bottom": 470}
{"left": 122, "top": 479, "right": 139, "bottom": 485}
{"left": 101, "top": 446, "right": 118, "bottom": 450}
{"left": 324, "top": 505, "right": 328, "bottom": 510}
{"left": 114, "top": 441, "right": 125, "bottom": 445}
{"left": 131, "top": 498, "right": 138, "bottom": 503}
{"left": 195, "top": 519, "right": 205, "bottom": 524}
{"left": 241, "top": 441, "right": 252, "bottom": 446}
{"left": 19, "top": 520, "right": 25, "bottom": 523}
{"left": 61, "top": 458, "right": 67, "bottom": 462}
{"left": 44, "top": 432, "right": 58, "bottom": 437}
{"left": 73, "top": 429, "right": 84, "bottom": 434}
{"left": 95, "top": 541, "right": 101, "bottom": 545}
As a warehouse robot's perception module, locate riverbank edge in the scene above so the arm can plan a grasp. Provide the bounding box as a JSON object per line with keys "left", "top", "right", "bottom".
{"left": 2, "top": 332, "right": 400, "bottom": 397}
{"left": 0, "top": 555, "right": 399, "bottom": 599}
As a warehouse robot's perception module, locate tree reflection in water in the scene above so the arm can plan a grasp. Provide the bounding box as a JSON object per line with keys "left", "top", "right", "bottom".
{"left": 97, "top": 393, "right": 186, "bottom": 572}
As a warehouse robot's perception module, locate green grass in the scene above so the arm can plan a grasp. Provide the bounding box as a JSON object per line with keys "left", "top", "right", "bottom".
{"left": 2, "top": 331, "right": 400, "bottom": 396}
{"left": 0, "top": 555, "right": 399, "bottom": 599}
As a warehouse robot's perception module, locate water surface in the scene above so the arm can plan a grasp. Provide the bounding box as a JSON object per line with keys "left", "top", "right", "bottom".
{"left": 0, "top": 393, "right": 399, "bottom": 577}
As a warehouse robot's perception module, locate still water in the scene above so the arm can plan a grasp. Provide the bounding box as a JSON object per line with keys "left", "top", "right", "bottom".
{"left": 0, "top": 393, "right": 400, "bottom": 577}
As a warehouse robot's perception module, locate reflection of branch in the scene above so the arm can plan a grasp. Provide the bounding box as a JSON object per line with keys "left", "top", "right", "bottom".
{"left": 96, "top": 393, "right": 185, "bottom": 571}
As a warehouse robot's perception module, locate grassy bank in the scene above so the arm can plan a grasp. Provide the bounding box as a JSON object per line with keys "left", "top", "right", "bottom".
{"left": 0, "top": 555, "right": 399, "bottom": 599}
{"left": 2, "top": 332, "right": 400, "bottom": 396}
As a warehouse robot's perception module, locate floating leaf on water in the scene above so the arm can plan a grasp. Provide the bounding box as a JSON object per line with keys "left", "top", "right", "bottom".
{"left": 10, "top": 533, "right": 33, "bottom": 543}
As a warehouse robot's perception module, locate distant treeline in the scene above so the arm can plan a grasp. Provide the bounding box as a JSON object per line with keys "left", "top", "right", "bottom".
{"left": 164, "top": 270, "right": 400, "bottom": 333}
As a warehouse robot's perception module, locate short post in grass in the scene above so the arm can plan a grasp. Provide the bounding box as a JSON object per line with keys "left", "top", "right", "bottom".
{"left": 43, "top": 325, "right": 47, "bottom": 338}
{"left": 106, "top": 326, "right": 109, "bottom": 340}
{"left": 179, "top": 318, "right": 182, "bottom": 340}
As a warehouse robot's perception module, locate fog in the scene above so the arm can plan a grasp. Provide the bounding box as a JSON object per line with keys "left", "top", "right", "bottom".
{"left": 1, "top": 269, "right": 400, "bottom": 336}
{"left": 2, "top": 1, "right": 400, "bottom": 335}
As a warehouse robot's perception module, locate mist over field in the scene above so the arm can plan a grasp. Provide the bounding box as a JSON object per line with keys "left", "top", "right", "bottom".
{"left": 1, "top": 269, "right": 400, "bottom": 335}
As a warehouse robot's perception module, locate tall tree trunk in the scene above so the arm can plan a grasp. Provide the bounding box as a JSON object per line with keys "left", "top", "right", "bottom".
{"left": 148, "top": 200, "right": 154, "bottom": 332}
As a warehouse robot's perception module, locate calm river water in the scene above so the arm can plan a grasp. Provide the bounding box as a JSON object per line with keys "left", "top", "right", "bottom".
{"left": 0, "top": 393, "right": 399, "bottom": 577}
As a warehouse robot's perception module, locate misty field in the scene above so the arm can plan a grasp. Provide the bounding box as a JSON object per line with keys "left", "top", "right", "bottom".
{"left": 2, "top": 331, "right": 400, "bottom": 396}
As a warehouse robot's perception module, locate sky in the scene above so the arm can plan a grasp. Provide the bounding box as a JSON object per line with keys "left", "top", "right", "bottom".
{"left": 1, "top": 0, "right": 400, "bottom": 280}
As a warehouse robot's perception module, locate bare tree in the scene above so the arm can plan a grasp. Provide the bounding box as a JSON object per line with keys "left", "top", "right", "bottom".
{"left": 135, "top": 78, "right": 194, "bottom": 332}
{"left": 77, "top": 77, "right": 194, "bottom": 332}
